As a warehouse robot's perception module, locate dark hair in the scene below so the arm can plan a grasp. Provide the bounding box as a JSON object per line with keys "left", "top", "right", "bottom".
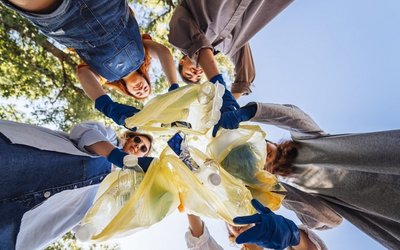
{"left": 265, "top": 141, "right": 298, "bottom": 176}
{"left": 178, "top": 55, "right": 202, "bottom": 84}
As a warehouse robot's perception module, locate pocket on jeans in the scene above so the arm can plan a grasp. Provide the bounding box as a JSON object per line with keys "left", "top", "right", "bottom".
{"left": 103, "top": 40, "right": 143, "bottom": 77}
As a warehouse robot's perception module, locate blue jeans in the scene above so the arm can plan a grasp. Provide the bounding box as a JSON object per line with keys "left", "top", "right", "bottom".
{"left": 0, "top": 133, "right": 111, "bottom": 249}
{"left": 1, "top": 0, "right": 144, "bottom": 81}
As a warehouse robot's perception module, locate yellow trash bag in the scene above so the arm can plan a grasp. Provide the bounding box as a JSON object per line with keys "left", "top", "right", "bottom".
{"left": 125, "top": 82, "right": 225, "bottom": 133}
{"left": 77, "top": 82, "right": 285, "bottom": 242}
{"left": 206, "top": 125, "right": 286, "bottom": 211}
{"left": 166, "top": 147, "right": 255, "bottom": 223}
{"left": 125, "top": 82, "right": 284, "bottom": 210}
{"left": 77, "top": 150, "right": 255, "bottom": 242}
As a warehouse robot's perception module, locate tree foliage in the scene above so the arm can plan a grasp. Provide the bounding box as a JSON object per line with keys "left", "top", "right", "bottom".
{"left": 45, "top": 232, "right": 119, "bottom": 250}
{"left": 0, "top": 0, "right": 233, "bottom": 131}
{"left": 0, "top": 0, "right": 234, "bottom": 248}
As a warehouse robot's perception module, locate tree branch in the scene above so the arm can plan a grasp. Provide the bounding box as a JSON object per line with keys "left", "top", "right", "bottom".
{"left": 2, "top": 16, "right": 77, "bottom": 68}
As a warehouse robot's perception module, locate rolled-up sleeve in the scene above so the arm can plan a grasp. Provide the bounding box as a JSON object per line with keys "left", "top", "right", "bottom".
{"left": 251, "top": 102, "right": 326, "bottom": 136}
{"left": 185, "top": 223, "right": 223, "bottom": 250}
{"left": 69, "top": 121, "right": 118, "bottom": 155}
{"left": 168, "top": 6, "right": 213, "bottom": 62}
{"left": 294, "top": 225, "right": 329, "bottom": 250}
{"left": 230, "top": 43, "right": 255, "bottom": 95}
{"left": 282, "top": 183, "right": 343, "bottom": 230}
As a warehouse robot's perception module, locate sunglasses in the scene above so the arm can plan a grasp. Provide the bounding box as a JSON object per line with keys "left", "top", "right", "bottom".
{"left": 128, "top": 135, "right": 148, "bottom": 153}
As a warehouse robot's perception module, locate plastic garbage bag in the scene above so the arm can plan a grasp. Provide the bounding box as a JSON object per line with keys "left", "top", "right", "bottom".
{"left": 78, "top": 157, "right": 179, "bottom": 241}
{"left": 207, "top": 125, "right": 286, "bottom": 211}
{"left": 80, "top": 82, "right": 284, "bottom": 241}
{"left": 79, "top": 149, "right": 255, "bottom": 242}
{"left": 125, "top": 82, "right": 224, "bottom": 133}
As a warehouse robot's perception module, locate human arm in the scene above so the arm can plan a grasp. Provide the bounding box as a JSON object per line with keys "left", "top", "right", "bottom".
{"left": 230, "top": 43, "right": 256, "bottom": 99}
{"left": 216, "top": 102, "right": 326, "bottom": 137}
{"left": 143, "top": 39, "right": 178, "bottom": 87}
{"left": 289, "top": 226, "right": 328, "bottom": 250}
{"left": 198, "top": 50, "right": 240, "bottom": 114}
{"left": 187, "top": 214, "right": 204, "bottom": 238}
{"left": 234, "top": 199, "right": 300, "bottom": 250}
{"left": 69, "top": 121, "right": 127, "bottom": 167}
{"left": 75, "top": 65, "right": 106, "bottom": 100}
{"left": 69, "top": 122, "right": 154, "bottom": 169}
{"left": 250, "top": 102, "right": 326, "bottom": 136}
{"left": 76, "top": 66, "right": 140, "bottom": 126}
{"left": 185, "top": 214, "right": 224, "bottom": 250}
{"left": 168, "top": 4, "right": 231, "bottom": 87}
{"left": 234, "top": 199, "right": 327, "bottom": 250}
{"left": 197, "top": 48, "right": 220, "bottom": 80}
{"left": 281, "top": 183, "right": 343, "bottom": 230}
{"left": 168, "top": 5, "right": 213, "bottom": 63}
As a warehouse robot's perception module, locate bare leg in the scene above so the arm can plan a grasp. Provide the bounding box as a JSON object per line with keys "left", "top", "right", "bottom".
{"left": 8, "top": 0, "right": 62, "bottom": 14}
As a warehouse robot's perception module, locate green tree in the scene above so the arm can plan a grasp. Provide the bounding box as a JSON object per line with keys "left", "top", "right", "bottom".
{"left": 0, "top": 1, "right": 234, "bottom": 248}
{"left": 45, "top": 232, "right": 119, "bottom": 250}
{"left": 0, "top": 0, "right": 234, "bottom": 131}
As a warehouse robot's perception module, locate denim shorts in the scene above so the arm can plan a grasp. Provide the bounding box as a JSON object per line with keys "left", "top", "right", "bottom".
{"left": 2, "top": 0, "right": 144, "bottom": 81}
{"left": 0, "top": 133, "right": 111, "bottom": 249}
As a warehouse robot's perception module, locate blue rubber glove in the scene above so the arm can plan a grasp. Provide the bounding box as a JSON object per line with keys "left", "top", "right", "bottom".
{"left": 168, "top": 83, "right": 180, "bottom": 92}
{"left": 138, "top": 157, "right": 154, "bottom": 172}
{"left": 209, "top": 74, "right": 240, "bottom": 112}
{"left": 95, "top": 95, "right": 139, "bottom": 127}
{"left": 107, "top": 148, "right": 154, "bottom": 171}
{"left": 107, "top": 148, "right": 128, "bottom": 168}
{"left": 210, "top": 74, "right": 240, "bottom": 136}
{"left": 233, "top": 199, "right": 300, "bottom": 250}
{"left": 212, "top": 103, "right": 257, "bottom": 137}
{"left": 209, "top": 74, "right": 226, "bottom": 87}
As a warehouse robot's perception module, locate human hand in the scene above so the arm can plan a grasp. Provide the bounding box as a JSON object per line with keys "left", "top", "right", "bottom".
{"left": 209, "top": 74, "right": 239, "bottom": 111}
{"left": 233, "top": 199, "right": 300, "bottom": 250}
{"left": 211, "top": 103, "right": 257, "bottom": 137}
{"left": 168, "top": 83, "right": 180, "bottom": 92}
{"left": 210, "top": 74, "right": 240, "bottom": 136}
{"left": 107, "top": 148, "right": 153, "bottom": 171}
{"left": 95, "top": 95, "right": 139, "bottom": 127}
{"left": 227, "top": 223, "right": 255, "bottom": 238}
{"left": 107, "top": 148, "right": 129, "bottom": 168}
{"left": 211, "top": 110, "right": 239, "bottom": 137}
{"left": 221, "top": 88, "right": 240, "bottom": 112}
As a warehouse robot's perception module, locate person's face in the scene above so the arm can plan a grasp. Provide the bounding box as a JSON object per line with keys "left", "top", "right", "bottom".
{"left": 180, "top": 57, "right": 203, "bottom": 83}
{"left": 124, "top": 71, "right": 151, "bottom": 98}
{"left": 122, "top": 135, "right": 151, "bottom": 157}
{"left": 265, "top": 142, "right": 278, "bottom": 169}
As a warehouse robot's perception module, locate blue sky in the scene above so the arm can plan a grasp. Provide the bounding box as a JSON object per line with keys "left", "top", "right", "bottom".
{"left": 94, "top": 0, "right": 400, "bottom": 249}
{"left": 238, "top": 0, "right": 399, "bottom": 249}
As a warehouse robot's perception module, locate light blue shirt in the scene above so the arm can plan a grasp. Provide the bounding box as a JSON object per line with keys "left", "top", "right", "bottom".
{"left": 0, "top": 120, "right": 118, "bottom": 157}
{"left": 69, "top": 121, "right": 119, "bottom": 155}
